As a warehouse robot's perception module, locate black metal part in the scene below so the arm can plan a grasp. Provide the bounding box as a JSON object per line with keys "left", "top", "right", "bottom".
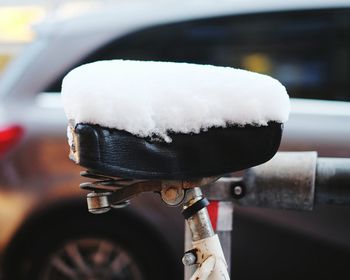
{"left": 231, "top": 181, "right": 245, "bottom": 199}
{"left": 182, "top": 198, "right": 209, "bottom": 219}
{"left": 71, "top": 122, "right": 283, "bottom": 180}
{"left": 315, "top": 157, "right": 350, "bottom": 205}
{"left": 202, "top": 177, "right": 242, "bottom": 201}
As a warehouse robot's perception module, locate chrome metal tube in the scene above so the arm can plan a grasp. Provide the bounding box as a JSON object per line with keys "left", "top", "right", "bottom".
{"left": 183, "top": 187, "right": 214, "bottom": 241}
{"left": 315, "top": 157, "right": 350, "bottom": 205}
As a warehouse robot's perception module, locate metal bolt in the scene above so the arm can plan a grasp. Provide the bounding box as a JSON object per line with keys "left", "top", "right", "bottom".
{"left": 87, "top": 192, "right": 112, "bottom": 214}
{"left": 160, "top": 186, "right": 185, "bottom": 206}
{"left": 182, "top": 251, "right": 197, "bottom": 266}
{"left": 233, "top": 186, "right": 243, "bottom": 196}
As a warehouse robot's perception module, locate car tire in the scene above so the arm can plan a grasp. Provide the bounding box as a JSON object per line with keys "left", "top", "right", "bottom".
{"left": 3, "top": 200, "right": 181, "bottom": 280}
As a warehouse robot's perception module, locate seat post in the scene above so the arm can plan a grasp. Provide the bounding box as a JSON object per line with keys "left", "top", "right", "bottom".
{"left": 183, "top": 188, "right": 214, "bottom": 240}
{"left": 182, "top": 187, "right": 230, "bottom": 280}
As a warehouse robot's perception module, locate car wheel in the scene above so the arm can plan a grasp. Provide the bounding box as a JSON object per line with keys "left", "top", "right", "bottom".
{"left": 3, "top": 201, "right": 181, "bottom": 280}
{"left": 39, "top": 238, "right": 143, "bottom": 280}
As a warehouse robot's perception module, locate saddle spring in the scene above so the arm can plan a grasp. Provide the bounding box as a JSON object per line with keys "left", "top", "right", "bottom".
{"left": 80, "top": 170, "right": 134, "bottom": 213}
{"left": 80, "top": 170, "right": 134, "bottom": 192}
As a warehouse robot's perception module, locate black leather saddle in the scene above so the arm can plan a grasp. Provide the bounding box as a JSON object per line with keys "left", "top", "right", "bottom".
{"left": 70, "top": 122, "right": 283, "bottom": 180}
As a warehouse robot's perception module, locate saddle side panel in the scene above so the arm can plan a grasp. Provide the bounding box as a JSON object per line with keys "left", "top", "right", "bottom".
{"left": 72, "top": 122, "right": 283, "bottom": 180}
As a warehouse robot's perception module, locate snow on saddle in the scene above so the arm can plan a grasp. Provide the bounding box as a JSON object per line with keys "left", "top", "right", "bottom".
{"left": 62, "top": 60, "right": 290, "bottom": 180}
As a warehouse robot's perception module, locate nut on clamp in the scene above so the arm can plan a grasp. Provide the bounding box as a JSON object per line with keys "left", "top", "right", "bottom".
{"left": 87, "top": 191, "right": 112, "bottom": 214}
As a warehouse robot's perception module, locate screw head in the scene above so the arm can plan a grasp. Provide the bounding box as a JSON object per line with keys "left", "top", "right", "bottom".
{"left": 234, "top": 186, "right": 243, "bottom": 196}
{"left": 182, "top": 251, "right": 197, "bottom": 266}
{"left": 160, "top": 186, "right": 185, "bottom": 206}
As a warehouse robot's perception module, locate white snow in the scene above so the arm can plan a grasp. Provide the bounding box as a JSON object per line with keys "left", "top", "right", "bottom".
{"left": 61, "top": 60, "right": 290, "bottom": 142}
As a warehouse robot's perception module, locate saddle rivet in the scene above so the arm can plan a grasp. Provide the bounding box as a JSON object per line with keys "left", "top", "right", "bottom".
{"left": 160, "top": 186, "right": 185, "bottom": 206}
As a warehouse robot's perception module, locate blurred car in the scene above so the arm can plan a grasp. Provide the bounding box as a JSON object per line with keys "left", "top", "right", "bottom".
{"left": 0, "top": 1, "right": 350, "bottom": 279}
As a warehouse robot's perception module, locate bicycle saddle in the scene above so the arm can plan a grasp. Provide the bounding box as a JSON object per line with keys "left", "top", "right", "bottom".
{"left": 62, "top": 60, "right": 290, "bottom": 180}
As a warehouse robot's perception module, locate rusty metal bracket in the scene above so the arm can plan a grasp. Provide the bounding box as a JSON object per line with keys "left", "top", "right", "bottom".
{"left": 80, "top": 170, "right": 218, "bottom": 213}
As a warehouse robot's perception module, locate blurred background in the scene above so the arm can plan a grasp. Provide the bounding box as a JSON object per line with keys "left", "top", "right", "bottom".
{"left": 0, "top": 1, "right": 349, "bottom": 279}
{"left": 0, "top": 1, "right": 113, "bottom": 74}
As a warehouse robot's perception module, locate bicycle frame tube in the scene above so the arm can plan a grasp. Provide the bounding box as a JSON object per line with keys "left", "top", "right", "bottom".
{"left": 183, "top": 188, "right": 230, "bottom": 280}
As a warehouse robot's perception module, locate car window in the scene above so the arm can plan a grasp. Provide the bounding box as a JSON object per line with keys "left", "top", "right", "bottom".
{"left": 47, "top": 8, "right": 350, "bottom": 101}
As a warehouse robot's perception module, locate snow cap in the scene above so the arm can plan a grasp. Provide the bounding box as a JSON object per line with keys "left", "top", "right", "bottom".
{"left": 62, "top": 60, "right": 290, "bottom": 142}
